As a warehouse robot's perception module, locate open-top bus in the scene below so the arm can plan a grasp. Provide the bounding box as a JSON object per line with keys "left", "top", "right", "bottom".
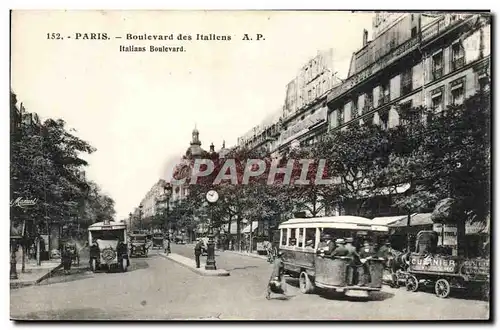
{"left": 279, "top": 215, "right": 389, "bottom": 298}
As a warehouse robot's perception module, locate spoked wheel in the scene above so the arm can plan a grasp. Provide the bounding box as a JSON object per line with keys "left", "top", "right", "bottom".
{"left": 435, "top": 278, "right": 451, "bottom": 298}
{"left": 406, "top": 275, "right": 419, "bottom": 292}
{"left": 299, "top": 271, "right": 315, "bottom": 294}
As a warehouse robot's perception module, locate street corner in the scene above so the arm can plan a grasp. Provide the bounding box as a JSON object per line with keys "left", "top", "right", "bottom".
{"left": 159, "top": 252, "right": 230, "bottom": 277}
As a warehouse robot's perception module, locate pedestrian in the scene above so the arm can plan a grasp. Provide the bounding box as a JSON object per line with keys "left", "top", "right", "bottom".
{"left": 194, "top": 239, "right": 203, "bottom": 268}
{"left": 61, "top": 244, "right": 72, "bottom": 275}
{"left": 266, "top": 251, "right": 288, "bottom": 300}
{"left": 164, "top": 235, "right": 171, "bottom": 255}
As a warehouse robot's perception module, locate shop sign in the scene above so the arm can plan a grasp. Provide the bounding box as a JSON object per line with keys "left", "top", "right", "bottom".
{"left": 279, "top": 107, "right": 327, "bottom": 146}
{"left": 433, "top": 223, "right": 458, "bottom": 246}
{"left": 410, "top": 255, "right": 457, "bottom": 273}
{"left": 459, "top": 259, "right": 489, "bottom": 276}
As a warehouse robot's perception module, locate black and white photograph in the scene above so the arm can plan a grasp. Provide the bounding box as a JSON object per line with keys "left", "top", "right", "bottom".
{"left": 8, "top": 9, "right": 491, "bottom": 321}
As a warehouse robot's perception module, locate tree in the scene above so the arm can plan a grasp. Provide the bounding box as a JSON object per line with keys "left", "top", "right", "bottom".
{"left": 385, "top": 90, "right": 490, "bottom": 255}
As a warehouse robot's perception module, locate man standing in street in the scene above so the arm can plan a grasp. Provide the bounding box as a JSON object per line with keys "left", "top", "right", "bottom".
{"left": 194, "top": 239, "right": 203, "bottom": 268}
{"left": 266, "top": 251, "right": 288, "bottom": 300}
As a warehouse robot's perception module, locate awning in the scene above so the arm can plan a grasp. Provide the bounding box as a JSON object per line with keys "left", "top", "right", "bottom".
{"left": 389, "top": 213, "right": 433, "bottom": 228}
{"left": 372, "top": 215, "right": 406, "bottom": 226}
{"left": 358, "top": 183, "right": 410, "bottom": 198}
{"left": 242, "top": 221, "right": 259, "bottom": 234}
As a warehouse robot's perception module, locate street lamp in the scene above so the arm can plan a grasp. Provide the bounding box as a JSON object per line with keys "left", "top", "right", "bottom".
{"left": 163, "top": 183, "right": 173, "bottom": 236}
{"left": 139, "top": 204, "right": 143, "bottom": 231}
{"left": 205, "top": 190, "right": 219, "bottom": 270}
{"left": 128, "top": 212, "right": 133, "bottom": 229}
{"left": 10, "top": 238, "right": 18, "bottom": 280}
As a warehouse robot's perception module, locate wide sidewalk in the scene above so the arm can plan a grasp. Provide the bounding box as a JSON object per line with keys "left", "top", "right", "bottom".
{"left": 11, "top": 243, "right": 89, "bottom": 289}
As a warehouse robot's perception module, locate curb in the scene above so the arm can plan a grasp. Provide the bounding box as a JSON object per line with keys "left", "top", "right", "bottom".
{"left": 10, "top": 263, "right": 63, "bottom": 289}
{"left": 158, "top": 253, "right": 230, "bottom": 277}
{"left": 222, "top": 250, "right": 269, "bottom": 261}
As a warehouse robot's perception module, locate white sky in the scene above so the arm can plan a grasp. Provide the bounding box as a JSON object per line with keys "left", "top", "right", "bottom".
{"left": 11, "top": 10, "right": 374, "bottom": 220}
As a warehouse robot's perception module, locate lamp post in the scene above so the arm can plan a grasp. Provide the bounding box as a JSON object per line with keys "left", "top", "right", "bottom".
{"left": 205, "top": 190, "right": 219, "bottom": 270}
{"left": 128, "top": 212, "right": 133, "bottom": 229}
{"left": 139, "top": 205, "right": 143, "bottom": 231}
{"left": 163, "top": 183, "right": 173, "bottom": 236}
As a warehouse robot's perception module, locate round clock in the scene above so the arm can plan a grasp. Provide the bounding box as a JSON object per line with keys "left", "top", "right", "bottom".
{"left": 206, "top": 190, "right": 219, "bottom": 203}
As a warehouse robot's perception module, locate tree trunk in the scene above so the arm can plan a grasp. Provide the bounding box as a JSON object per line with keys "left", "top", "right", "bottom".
{"left": 406, "top": 210, "right": 412, "bottom": 252}
{"left": 21, "top": 241, "right": 26, "bottom": 273}
{"left": 456, "top": 213, "right": 467, "bottom": 257}
{"left": 249, "top": 219, "right": 253, "bottom": 253}
{"left": 236, "top": 212, "right": 241, "bottom": 252}
{"left": 36, "top": 238, "right": 41, "bottom": 266}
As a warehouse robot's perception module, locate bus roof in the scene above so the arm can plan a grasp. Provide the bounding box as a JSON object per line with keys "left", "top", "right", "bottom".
{"left": 279, "top": 216, "right": 388, "bottom": 232}
{"left": 88, "top": 221, "right": 127, "bottom": 231}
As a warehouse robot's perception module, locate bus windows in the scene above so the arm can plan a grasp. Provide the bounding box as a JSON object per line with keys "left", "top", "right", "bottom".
{"left": 289, "top": 229, "right": 297, "bottom": 246}
{"left": 281, "top": 229, "right": 288, "bottom": 246}
{"left": 305, "top": 228, "right": 316, "bottom": 248}
{"left": 298, "top": 228, "right": 304, "bottom": 247}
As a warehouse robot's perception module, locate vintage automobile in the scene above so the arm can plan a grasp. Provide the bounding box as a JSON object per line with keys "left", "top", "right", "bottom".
{"left": 405, "top": 230, "right": 490, "bottom": 299}
{"left": 175, "top": 235, "right": 186, "bottom": 244}
{"left": 88, "top": 220, "right": 129, "bottom": 272}
{"left": 129, "top": 234, "right": 149, "bottom": 257}
{"left": 152, "top": 233, "right": 165, "bottom": 249}
{"left": 279, "top": 216, "right": 388, "bottom": 298}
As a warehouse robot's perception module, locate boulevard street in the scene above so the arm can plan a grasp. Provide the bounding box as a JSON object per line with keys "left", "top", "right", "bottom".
{"left": 10, "top": 245, "right": 489, "bottom": 320}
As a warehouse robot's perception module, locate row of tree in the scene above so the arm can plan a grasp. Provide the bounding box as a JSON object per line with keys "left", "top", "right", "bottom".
{"left": 10, "top": 91, "right": 116, "bottom": 241}
{"left": 156, "top": 90, "right": 490, "bottom": 254}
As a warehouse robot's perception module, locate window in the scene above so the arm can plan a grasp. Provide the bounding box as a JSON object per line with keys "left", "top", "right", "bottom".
{"left": 281, "top": 229, "right": 288, "bottom": 246}
{"left": 399, "top": 101, "right": 413, "bottom": 125}
{"left": 401, "top": 68, "right": 413, "bottom": 95}
{"left": 352, "top": 97, "right": 359, "bottom": 118}
{"left": 379, "top": 110, "right": 389, "bottom": 130}
{"left": 298, "top": 228, "right": 304, "bottom": 247}
{"left": 479, "top": 77, "right": 490, "bottom": 92}
{"left": 338, "top": 108, "right": 344, "bottom": 126}
{"left": 305, "top": 228, "right": 316, "bottom": 248}
{"left": 289, "top": 229, "right": 297, "bottom": 246}
{"left": 431, "top": 87, "right": 444, "bottom": 112}
{"left": 363, "top": 91, "right": 373, "bottom": 113}
{"left": 451, "top": 42, "right": 465, "bottom": 71}
{"left": 432, "top": 51, "right": 443, "bottom": 80}
{"left": 411, "top": 27, "right": 417, "bottom": 38}
{"left": 450, "top": 79, "right": 465, "bottom": 105}
{"left": 380, "top": 82, "right": 390, "bottom": 105}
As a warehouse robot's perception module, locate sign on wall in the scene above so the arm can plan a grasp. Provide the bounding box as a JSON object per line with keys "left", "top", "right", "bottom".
{"left": 433, "top": 223, "right": 458, "bottom": 246}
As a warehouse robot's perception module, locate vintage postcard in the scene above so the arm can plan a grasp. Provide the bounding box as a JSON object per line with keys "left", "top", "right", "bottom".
{"left": 9, "top": 10, "right": 491, "bottom": 321}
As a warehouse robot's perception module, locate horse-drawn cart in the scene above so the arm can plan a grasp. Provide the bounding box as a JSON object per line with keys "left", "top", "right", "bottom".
{"left": 405, "top": 231, "right": 490, "bottom": 299}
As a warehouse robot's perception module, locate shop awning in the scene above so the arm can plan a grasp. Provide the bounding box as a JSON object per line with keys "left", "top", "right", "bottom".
{"left": 372, "top": 215, "right": 406, "bottom": 226}
{"left": 389, "top": 213, "right": 433, "bottom": 228}
{"left": 242, "top": 221, "right": 259, "bottom": 234}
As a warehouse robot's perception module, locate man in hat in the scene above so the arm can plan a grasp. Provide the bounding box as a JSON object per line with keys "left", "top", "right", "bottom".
{"left": 194, "top": 238, "right": 203, "bottom": 268}
{"left": 345, "top": 237, "right": 359, "bottom": 285}
{"left": 317, "top": 234, "right": 335, "bottom": 256}
{"left": 357, "top": 239, "right": 376, "bottom": 286}
{"left": 331, "top": 238, "right": 349, "bottom": 257}
{"left": 266, "top": 251, "right": 288, "bottom": 300}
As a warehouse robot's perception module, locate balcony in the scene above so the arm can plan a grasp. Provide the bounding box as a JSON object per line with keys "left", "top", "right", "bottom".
{"left": 432, "top": 68, "right": 443, "bottom": 81}
{"left": 452, "top": 57, "right": 465, "bottom": 71}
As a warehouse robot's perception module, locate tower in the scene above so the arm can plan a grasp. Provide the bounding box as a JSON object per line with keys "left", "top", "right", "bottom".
{"left": 189, "top": 126, "right": 203, "bottom": 157}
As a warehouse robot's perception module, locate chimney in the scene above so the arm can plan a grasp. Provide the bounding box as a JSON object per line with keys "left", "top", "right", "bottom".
{"left": 103, "top": 219, "right": 110, "bottom": 225}
{"left": 363, "top": 29, "right": 368, "bottom": 46}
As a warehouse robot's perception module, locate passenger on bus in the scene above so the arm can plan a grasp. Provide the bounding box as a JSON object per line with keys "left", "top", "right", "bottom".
{"left": 357, "top": 240, "right": 376, "bottom": 286}
{"left": 331, "top": 239, "right": 349, "bottom": 257}
{"left": 317, "top": 234, "right": 334, "bottom": 255}
{"left": 345, "top": 237, "right": 359, "bottom": 285}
